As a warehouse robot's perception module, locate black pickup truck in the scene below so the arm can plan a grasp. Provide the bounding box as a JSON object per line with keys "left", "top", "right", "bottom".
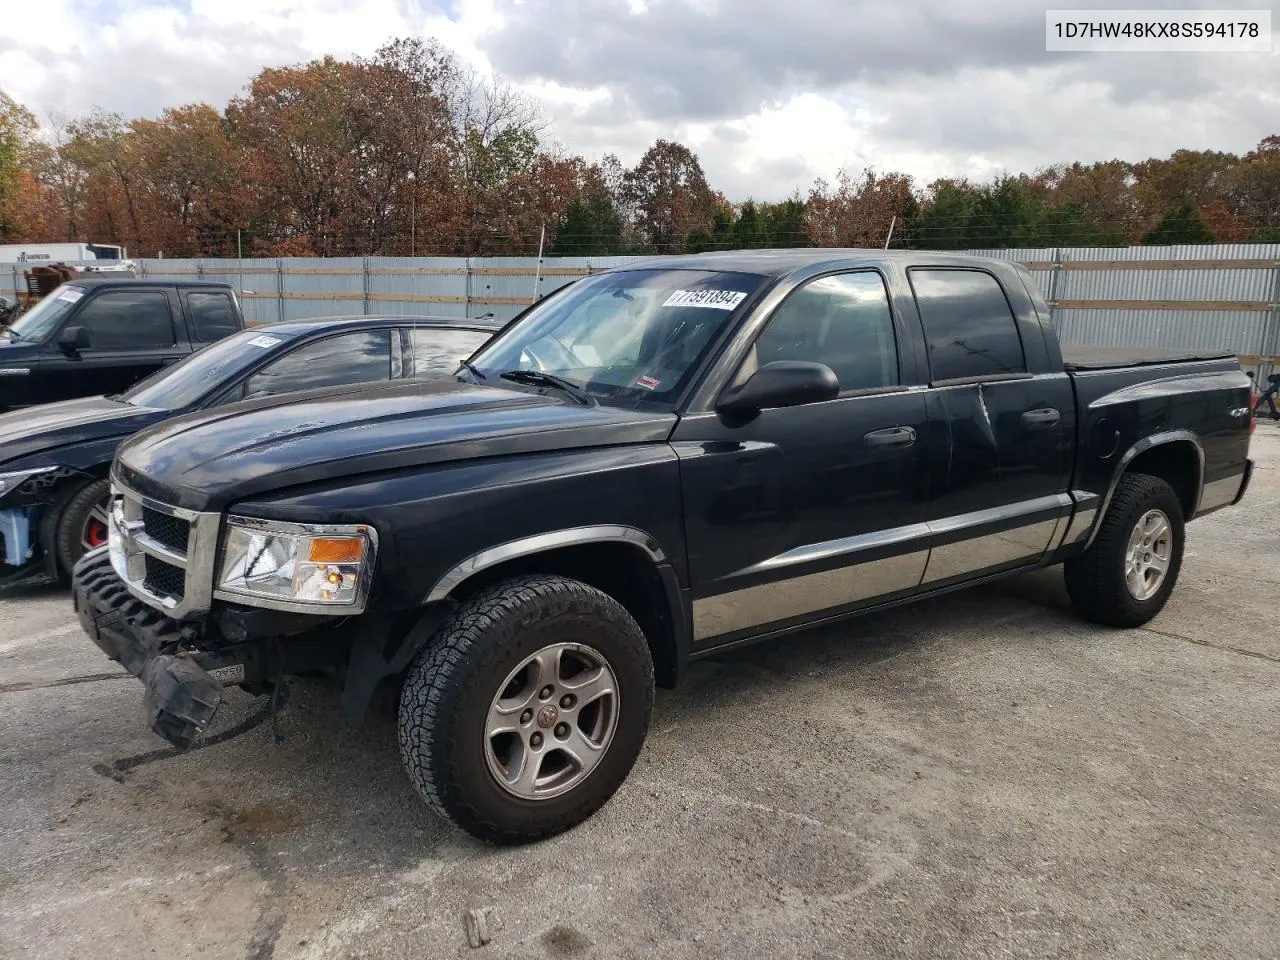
{"left": 72, "top": 250, "right": 1254, "bottom": 843}
{"left": 0, "top": 278, "right": 244, "bottom": 411}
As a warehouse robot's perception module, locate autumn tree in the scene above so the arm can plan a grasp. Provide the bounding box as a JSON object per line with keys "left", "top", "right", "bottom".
{"left": 0, "top": 90, "right": 56, "bottom": 239}
{"left": 0, "top": 43, "right": 1273, "bottom": 258}
{"left": 552, "top": 160, "right": 629, "bottom": 256}
{"left": 62, "top": 110, "right": 154, "bottom": 249}
{"left": 1227, "top": 136, "right": 1280, "bottom": 241}
{"left": 38, "top": 113, "right": 88, "bottom": 241}
{"left": 226, "top": 57, "right": 376, "bottom": 255}
{"left": 356, "top": 39, "right": 457, "bottom": 254}
{"left": 624, "top": 140, "right": 716, "bottom": 254}
{"left": 807, "top": 167, "right": 915, "bottom": 247}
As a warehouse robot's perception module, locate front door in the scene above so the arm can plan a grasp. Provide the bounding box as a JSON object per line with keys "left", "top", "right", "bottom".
{"left": 53, "top": 288, "right": 187, "bottom": 400}
{"left": 674, "top": 269, "right": 934, "bottom": 647}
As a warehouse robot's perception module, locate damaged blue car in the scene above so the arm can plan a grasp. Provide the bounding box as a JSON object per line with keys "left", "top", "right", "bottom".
{"left": 0, "top": 314, "right": 496, "bottom": 583}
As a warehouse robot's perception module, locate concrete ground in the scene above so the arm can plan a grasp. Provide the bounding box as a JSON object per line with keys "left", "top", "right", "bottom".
{"left": 2, "top": 425, "right": 1278, "bottom": 960}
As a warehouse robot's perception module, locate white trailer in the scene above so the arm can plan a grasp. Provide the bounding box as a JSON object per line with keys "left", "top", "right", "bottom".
{"left": 0, "top": 242, "right": 128, "bottom": 263}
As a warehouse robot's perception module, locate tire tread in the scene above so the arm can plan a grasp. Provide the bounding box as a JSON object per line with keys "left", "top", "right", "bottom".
{"left": 398, "top": 574, "right": 653, "bottom": 844}
{"left": 1065, "top": 472, "right": 1184, "bottom": 627}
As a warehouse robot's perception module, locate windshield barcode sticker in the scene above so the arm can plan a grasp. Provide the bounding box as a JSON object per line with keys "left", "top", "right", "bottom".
{"left": 248, "top": 335, "right": 282, "bottom": 348}
{"left": 56, "top": 288, "right": 83, "bottom": 303}
{"left": 662, "top": 289, "right": 747, "bottom": 310}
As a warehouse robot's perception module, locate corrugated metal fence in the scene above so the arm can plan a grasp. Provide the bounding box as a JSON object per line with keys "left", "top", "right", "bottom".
{"left": 6, "top": 245, "right": 1278, "bottom": 378}
{"left": 968, "top": 244, "right": 1280, "bottom": 379}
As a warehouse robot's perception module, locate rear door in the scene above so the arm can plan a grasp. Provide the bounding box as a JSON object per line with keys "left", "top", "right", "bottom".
{"left": 180, "top": 289, "right": 241, "bottom": 345}
{"left": 675, "top": 269, "right": 934, "bottom": 646}
{"left": 908, "top": 267, "right": 1074, "bottom": 584}
{"left": 404, "top": 325, "right": 495, "bottom": 380}
{"left": 49, "top": 288, "right": 186, "bottom": 400}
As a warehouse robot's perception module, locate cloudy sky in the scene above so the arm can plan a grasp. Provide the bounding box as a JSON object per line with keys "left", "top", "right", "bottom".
{"left": 0, "top": 0, "right": 1275, "bottom": 199}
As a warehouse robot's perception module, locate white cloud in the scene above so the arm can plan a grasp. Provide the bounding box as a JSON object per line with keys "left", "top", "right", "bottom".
{"left": 0, "top": 0, "right": 1274, "bottom": 201}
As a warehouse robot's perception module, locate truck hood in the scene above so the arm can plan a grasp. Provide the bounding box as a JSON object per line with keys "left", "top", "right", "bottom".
{"left": 0, "top": 394, "right": 164, "bottom": 466}
{"left": 0, "top": 339, "right": 41, "bottom": 358}
{"left": 115, "top": 379, "right": 679, "bottom": 512}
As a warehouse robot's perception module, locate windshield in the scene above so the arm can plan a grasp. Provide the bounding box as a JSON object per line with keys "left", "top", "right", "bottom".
{"left": 470, "top": 269, "right": 765, "bottom": 405}
{"left": 123, "top": 328, "right": 291, "bottom": 409}
{"left": 7, "top": 286, "right": 83, "bottom": 341}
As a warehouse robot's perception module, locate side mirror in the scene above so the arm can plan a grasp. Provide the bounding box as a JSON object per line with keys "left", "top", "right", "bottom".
{"left": 716, "top": 360, "right": 840, "bottom": 417}
{"left": 58, "top": 325, "right": 91, "bottom": 353}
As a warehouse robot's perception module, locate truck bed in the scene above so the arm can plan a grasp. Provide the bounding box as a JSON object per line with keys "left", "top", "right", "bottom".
{"left": 1062, "top": 346, "right": 1238, "bottom": 371}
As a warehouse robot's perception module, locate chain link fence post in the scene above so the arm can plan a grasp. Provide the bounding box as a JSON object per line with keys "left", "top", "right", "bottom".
{"left": 465, "top": 257, "right": 473, "bottom": 319}
{"left": 276, "top": 259, "right": 285, "bottom": 324}
{"left": 1047, "top": 247, "right": 1063, "bottom": 332}
{"left": 363, "top": 256, "right": 373, "bottom": 316}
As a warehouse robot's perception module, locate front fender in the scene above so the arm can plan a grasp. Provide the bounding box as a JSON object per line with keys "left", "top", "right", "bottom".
{"left": 229, "top": 444, "right": 688, "bottom": 611}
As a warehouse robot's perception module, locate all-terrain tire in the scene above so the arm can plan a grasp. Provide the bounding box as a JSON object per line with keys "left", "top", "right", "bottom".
{"left": 1064, "top": 472, "right": 1185, "bottom": 628}
{"left": 398, "top": 574, "right": 654, "bottom": 844}
{"left": 54, "top": 478, "right": 111, "bottom": 581}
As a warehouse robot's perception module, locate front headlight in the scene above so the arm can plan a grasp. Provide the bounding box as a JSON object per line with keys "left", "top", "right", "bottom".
{"left": 216, "top": 516, "right": 377, "bottom": 610}
{"left": 0, "top": 466, "right": 58, "bottom": 498}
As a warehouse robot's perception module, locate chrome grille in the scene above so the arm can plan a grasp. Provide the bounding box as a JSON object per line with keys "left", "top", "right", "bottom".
{"left": 143, "top": 554, "right": 185, "bottom": 600}
{"left": 107, "top": 480, "right": 219, "bottom": 617}
{"left": 142, "top": 507, "right": 190, "bottom": 553}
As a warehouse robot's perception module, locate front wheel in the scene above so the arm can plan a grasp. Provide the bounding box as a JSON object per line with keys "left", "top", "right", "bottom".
{"left": 53, "top": 478, "right": 112, "bottom": 581}
{"left": 1065, "top": 472, "right": 1185, "bottom": 627}
{"left": 398, "top": 575, "right": 654, "bottom": 844}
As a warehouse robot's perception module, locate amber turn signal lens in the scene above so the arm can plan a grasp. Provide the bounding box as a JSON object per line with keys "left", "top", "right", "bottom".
{"left": 308, "top": 537, "right": 365, "bottom": 564}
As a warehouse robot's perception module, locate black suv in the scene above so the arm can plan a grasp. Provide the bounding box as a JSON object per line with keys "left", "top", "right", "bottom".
{"left": 0, "top": 279, "right": 247, "bottom": 411}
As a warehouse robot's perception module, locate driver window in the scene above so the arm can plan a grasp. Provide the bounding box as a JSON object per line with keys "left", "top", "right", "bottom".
{"left": 754, "top": 272, "right": 898, "bottom": 393}
{"left": 76, "top": 291, "right": 175, "bottom": 348}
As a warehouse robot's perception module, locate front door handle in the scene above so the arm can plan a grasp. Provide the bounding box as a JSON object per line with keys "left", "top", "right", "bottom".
{"left": 863, "top": 426, "right": 916, "bottom": 448}
{"left": 1021, "top": 407, "right": 1061, "bottom": 428}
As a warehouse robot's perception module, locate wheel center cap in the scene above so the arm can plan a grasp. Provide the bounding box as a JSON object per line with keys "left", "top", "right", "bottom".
{"left": 536, "top": 705, "right": 559, "bottom": 729}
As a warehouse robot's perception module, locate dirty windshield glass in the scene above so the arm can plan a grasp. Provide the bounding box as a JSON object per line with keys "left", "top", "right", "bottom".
{"left": 6, "top": 286, "right": 82, "bottom": 341}
{"left": 469, "top": 269, "right": 764, "bottom": 405}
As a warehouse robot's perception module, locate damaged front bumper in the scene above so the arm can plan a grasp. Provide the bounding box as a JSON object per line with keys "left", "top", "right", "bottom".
{"left": 72, "top": 547, "right": 358, "bottom": 748}
{"left": 73, "top": 548, "right": 252, "bottom": 748}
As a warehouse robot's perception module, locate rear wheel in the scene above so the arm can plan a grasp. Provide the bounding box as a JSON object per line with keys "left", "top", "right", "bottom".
{"left": 54, "top": 478, "right": 111, "bottom": 580}
{"left": 1065, "top": 472, "right": 1184, "bottom": 627}
{"left": 398, "top": 574, "right": 654, "bottom": 844}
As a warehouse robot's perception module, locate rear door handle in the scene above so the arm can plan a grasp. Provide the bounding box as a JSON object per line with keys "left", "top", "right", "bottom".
{"left": 863, "top": 426, "right": 916, "bottom": 448}
{"left": 1021, "top": 407, "right": 1061, "bottom": 428}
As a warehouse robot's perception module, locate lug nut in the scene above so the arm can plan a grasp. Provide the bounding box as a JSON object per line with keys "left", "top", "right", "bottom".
{"left": 520, "top": 708, "right": 533, "bottom": 724}
{"left": 560, "top": 694, "right": 575, "bottom": 709}
{"left": 530, "top": 732, "right": 543, "bottom": 748}
{"left": 554, "top": 722, "right": 569, "bottom": 739}
{"left": 539, "top": 685, "right": 554, "bottom": 700}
